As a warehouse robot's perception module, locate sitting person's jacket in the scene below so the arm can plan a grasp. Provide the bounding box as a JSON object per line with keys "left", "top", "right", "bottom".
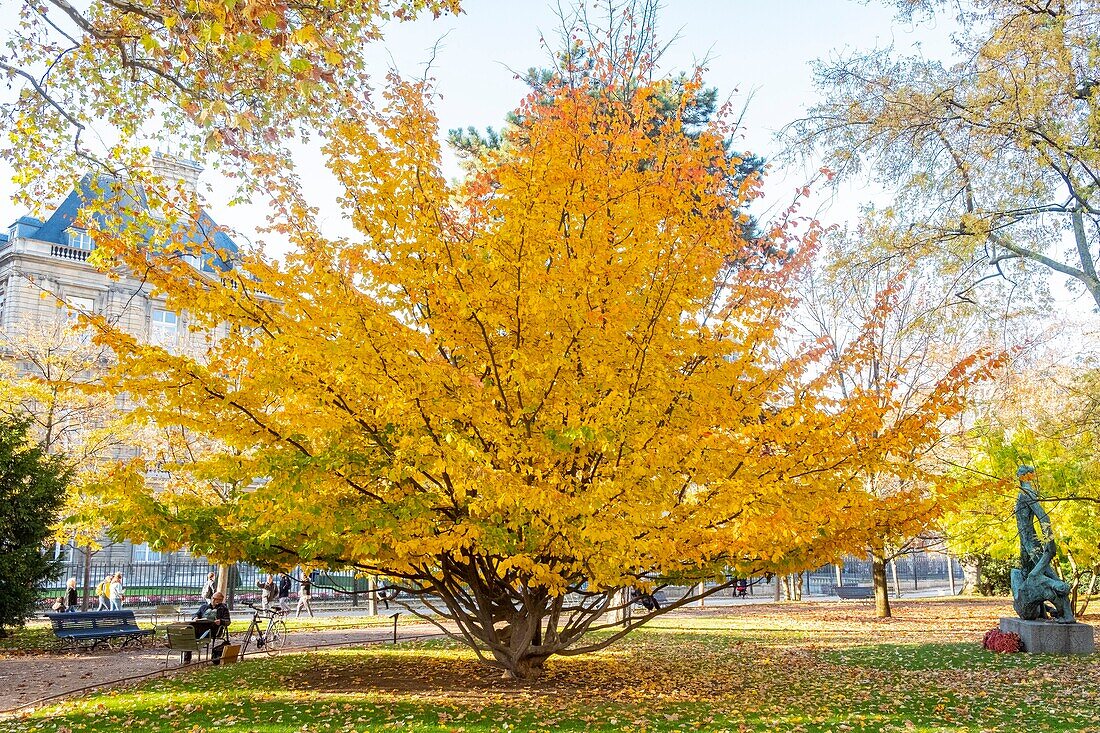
{"left": 193, "top": 601, "right": 231, "bottom": 637}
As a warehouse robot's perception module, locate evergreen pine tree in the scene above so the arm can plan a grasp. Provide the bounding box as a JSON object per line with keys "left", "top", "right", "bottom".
{"left": 0, "top": 417, "right": 70, "bottom": 635}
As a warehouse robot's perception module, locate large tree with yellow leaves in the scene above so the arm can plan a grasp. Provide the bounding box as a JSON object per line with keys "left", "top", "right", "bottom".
{"left": 78, "top": 61, "right": 1001, "bottom": 676}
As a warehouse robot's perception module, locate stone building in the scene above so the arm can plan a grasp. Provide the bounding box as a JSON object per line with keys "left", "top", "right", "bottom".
{"left": 0, "top": 159, "right": 237, "bottom": 590}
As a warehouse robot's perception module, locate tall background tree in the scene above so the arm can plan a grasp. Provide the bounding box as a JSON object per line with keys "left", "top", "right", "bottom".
{"left": 0, "top": 307, "right": 128, "bottom": 609}
{"left": 0, "top": 416, "right": 69, "bottom": 636}
{"left": 449, "top": 0, "right": 767, "bottom": 244}
{"left": 797, "top": 213, "right": 999, "bottom": 616}
{"left": 785, "top": 0, "right": 1100, "bottom": 310}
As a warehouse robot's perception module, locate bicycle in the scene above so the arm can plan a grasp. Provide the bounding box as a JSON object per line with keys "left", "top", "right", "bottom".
{"left": 239, "top": 603, "right": 288, "bottom": 657}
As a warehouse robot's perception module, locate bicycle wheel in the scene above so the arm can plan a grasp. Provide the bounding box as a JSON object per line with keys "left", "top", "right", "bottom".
{"left": 265, "top": 619, "right": 287, "bottom": 655}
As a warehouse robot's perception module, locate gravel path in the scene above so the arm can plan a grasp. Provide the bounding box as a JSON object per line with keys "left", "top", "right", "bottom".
{"left": 0, "top": 623, "right": 444, "bottom": 712}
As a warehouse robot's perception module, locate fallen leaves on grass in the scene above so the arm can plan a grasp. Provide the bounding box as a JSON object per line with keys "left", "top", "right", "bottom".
{"left": 4, "top": 599, "right": 1098, "bottom": 733}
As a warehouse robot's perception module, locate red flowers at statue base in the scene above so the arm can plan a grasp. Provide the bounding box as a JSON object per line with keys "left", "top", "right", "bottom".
{"left": 982, "top": 627, "right": 1022, "bottom": 653}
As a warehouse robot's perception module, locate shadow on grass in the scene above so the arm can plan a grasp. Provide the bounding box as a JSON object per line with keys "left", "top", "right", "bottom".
{"left": 7, "top": 634, "right": 1100, "bottom": 733}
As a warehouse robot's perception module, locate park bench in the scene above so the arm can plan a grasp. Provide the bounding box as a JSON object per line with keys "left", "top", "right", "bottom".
{"left": 832, "top": 585, "right": 874, "bottom": 600}
{"left": 45, "top": 610, "right": 154, "bottom": 651}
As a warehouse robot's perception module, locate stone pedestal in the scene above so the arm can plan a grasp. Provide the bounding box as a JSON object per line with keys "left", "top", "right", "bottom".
{"left": 999, "top": 617, "right": 1095, "bottom": 655}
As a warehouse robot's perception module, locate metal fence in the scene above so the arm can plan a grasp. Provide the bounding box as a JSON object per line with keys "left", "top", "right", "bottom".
{"left": 40, "top": 550, "right": 965, "bottom": 612}
{"left": 39, "top": 560, "right": 383, "bottom": 612}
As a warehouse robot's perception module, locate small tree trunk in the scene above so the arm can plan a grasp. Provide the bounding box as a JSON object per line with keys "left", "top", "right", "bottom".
{"left": 834, "top": 563, "right": 843, "bottom": 588}
{"left": 368, "top": 576, "right": 378, "bottom": 616}
{"left": 889, "top": 558, "right": 901, "bottom": 598}
{"left": 960, "top": 556, "right": 982, "bottom": 594}
{"left": 217, "top": 563, "right": 230, "bottom": 596}
{"left": 872, "top": 553, "right": 892, "bottom": 618}
{"left": 1077, "top": 572, "right": 1097, "bottom": 617}
{"left": 81, "top": 545, "right": 93, "bottom": 611}
{"left": 947, "top": 555, "right": 957, "bottom": 595}
{"left": 773, "top": 574, "right": 781, "bottom": 602}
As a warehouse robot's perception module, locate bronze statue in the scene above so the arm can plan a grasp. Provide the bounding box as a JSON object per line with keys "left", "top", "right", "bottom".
{"left": 1010, "top": 466, "right": 1074, "bottom": 623}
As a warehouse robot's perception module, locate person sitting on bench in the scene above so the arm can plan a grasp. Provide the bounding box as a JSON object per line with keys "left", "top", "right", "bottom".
{"left": 185, "top": 591, "right": 231, "bottom": 664}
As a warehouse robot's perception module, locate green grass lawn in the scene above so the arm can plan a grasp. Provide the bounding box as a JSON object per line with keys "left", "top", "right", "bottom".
{"left": 0, "top": 624, "right": 55, "bottom": 654}
{"left": 5, "top": 601, "right": 1099, "bottom": 732}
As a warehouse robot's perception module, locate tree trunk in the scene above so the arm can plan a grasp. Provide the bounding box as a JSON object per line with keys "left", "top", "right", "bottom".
{"left": 947, "top": 555, "right": 956, "bottom": 596}
{"left": 872, "top": 552, "right": 891, "bottom": 618}
{"left": 81, "top": 545, "right": 92, "bottom": 611}
{"left": 217, "top": 563, "right": 230, "bottom": 596}
{"left": 1077, "top": 572, "right": 1097, "bottom": 617}
{"left": 406, "top": 555, "right": 739, "bottom": 679}
{"left": 959, "top": 556, "right": 982, "bottom": 594}
{"left": 889, "top": 558, "right": 901, "bottom": 598}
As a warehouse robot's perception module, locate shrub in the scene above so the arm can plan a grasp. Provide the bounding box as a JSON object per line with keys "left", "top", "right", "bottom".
{"left": 982, "top": 627, "right": 1022, "bottom": 653}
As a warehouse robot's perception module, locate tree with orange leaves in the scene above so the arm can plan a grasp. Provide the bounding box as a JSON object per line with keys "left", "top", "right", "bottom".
{"left": 72, "top": 55, "right": 1004, "bottom": 677}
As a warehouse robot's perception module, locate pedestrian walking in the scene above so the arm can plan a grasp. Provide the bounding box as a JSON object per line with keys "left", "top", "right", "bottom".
{"left": 258, "top": 575, "right": 276, "bottom": 611}
{"left": 108, "top": 573, "right": 125, "bottom": 610}
{"left": 277, "top": 573, "right": 291, "bottom": 610}
{"left": 65, "top": 578, "right": 79, "bottom": 612}
{"left": 95, "top": 576, "right": 111, "bottom": 610}
{"left": 201, "top": 572, "right": 217, "bottom": 601}
{"left": 295, "top": 576, "right": 314, "bottom": 618}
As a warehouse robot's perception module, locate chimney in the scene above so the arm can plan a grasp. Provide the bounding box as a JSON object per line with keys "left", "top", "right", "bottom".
{"left": 150, "top": 152, "right": 203, "bottom": 195}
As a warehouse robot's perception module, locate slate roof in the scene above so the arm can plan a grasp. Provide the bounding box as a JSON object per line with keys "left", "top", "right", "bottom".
{"left": 5, "top": 175, "right": 239, "bottom": 273}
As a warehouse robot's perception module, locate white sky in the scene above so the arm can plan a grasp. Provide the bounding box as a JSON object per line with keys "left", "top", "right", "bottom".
{"left": 1, "top": 0, "right": 961, "bottom": 244}
{"left": 290, "top": 0, "right": 957, "bottom": 242}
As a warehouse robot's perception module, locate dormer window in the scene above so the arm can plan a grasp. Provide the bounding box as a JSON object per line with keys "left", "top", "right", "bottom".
{"left": 65, "top": 228, "right": 94, "bottom": 251}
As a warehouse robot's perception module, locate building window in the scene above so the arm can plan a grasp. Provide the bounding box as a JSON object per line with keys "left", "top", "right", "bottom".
{"left": 151, "top": 308, "right": 178, "bottom": 347}
{"left": 65, "top": 228, "right": 95, "bottom": 251}
{"left": 67, "top": 295, "right": 95, "bottom": 315}
{"left": 65, "top": 295, "right": 95, "bottom": 343}
{"left": 182, "top": 253, "right": 202, "bottom": 270}
{"left": 132, "top": 543, "right": 162, "bottom": 563}
{"left": 52, "top": 541, "right": 74, "bottom": 561}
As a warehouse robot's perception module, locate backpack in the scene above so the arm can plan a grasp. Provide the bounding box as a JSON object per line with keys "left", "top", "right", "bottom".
{"left": 95, "top": 580, "right": 106, "bottom": 596}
